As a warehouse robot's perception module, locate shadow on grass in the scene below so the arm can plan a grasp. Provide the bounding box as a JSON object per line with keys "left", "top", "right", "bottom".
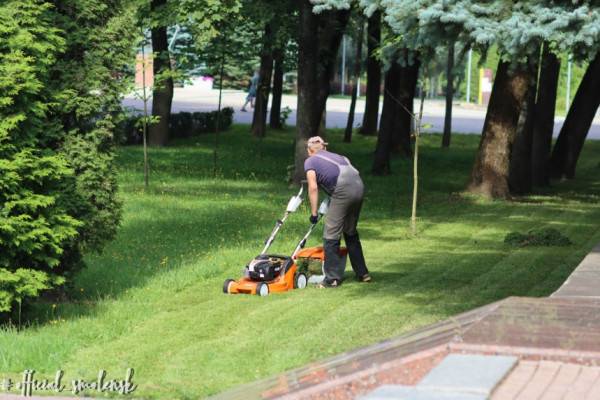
{"left": 19, "top": 127, "right": 600, "bottom": 330}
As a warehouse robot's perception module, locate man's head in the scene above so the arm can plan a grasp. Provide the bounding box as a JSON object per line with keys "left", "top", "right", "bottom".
{"left": 307, "top": 136, "right": 328, "bottom": 156}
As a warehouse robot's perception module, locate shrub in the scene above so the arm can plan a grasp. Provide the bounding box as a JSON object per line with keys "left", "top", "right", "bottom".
{"left": 116, "top": 108, "right": 235, "bottom": 144}
{"left": 0, "top": 1, "right": 75, "bottom": 311}
{"left": 504, "top": 228, "right": 572, "bottom": 247}
{"left": 170, "top": 112, "right": 195, "bottom": 138}
{"left": 186, "top": 107, "right": 234, "bottom": 135}
{"left": 280, "top": 106, "right": 293, "bottom": 128}
{"left": 0, "top": 0, "right": 132, "bottom": 314}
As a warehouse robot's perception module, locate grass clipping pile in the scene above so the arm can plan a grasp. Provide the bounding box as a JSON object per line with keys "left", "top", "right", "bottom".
{"left": 504, "top": 228, "right": 572, "bottom": 247}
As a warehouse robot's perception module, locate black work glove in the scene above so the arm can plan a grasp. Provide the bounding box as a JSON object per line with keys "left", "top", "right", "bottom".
{"left": 309, "top": 214, "right": 319, "bottom": 224}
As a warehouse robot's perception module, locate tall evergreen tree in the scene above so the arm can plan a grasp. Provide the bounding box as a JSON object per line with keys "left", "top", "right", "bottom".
{"left": 0, "top": 0, "right": 134, "bottom": 312}
{"left": 408, "top": 0, "right": 600, "bottom": 197}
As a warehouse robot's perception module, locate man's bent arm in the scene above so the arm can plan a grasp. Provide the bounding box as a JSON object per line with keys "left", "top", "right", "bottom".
{"left": 307, "top": 170, "right": 319, "bottom": 216}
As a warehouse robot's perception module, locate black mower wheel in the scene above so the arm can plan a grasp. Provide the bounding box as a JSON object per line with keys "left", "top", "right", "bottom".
{"left": 223, "top": 279, "right": 235, "bottom": 294}
{"left": 294, "top": 273, "right": 308, "bottom": 289}
{"left": 256, "top": 282, "right": 269, "bottom": 296}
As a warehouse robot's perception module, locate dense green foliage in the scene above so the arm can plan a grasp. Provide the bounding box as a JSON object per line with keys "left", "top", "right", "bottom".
{"left": 139, "top": 0, "right": 247, "bottom": 87}
{"left": 184, "top": 0, "right": 298, "bottom": 89}
{"left": 50, "top": 0, "right": 135, "bottom": 256}
{"left": 0, "top": 0, "right": 134, "bottom": 313}
{"left": 0, "top": 127, "right": 598, "bottom": 397}
{"left": 0, "top": 1, "right": 77, "bottom": 312}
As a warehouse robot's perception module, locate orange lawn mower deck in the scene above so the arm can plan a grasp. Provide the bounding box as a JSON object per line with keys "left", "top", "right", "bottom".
{"left": 223, "top": 187, "right": 343, "bottom": 296}
{"left": 223, "top": 246, "right": 348, "bottom": 296}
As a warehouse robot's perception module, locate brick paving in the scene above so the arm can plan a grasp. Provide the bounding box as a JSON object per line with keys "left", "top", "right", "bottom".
{"left": 491, "top": 361, "right": 600, "bottom": 400}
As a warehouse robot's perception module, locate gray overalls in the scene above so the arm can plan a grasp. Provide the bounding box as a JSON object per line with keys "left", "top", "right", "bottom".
{"left": 313, "top": 153, "right": 369, "bottom": 283}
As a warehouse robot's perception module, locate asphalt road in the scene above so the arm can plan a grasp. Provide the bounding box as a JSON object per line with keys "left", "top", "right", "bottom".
{"left": 123, "top": 87, "right": 600, "bottom": 139}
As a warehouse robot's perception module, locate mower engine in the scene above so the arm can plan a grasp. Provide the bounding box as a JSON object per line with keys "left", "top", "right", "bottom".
{"left": 245, "top": 255, "right": 292, "bottom": 282}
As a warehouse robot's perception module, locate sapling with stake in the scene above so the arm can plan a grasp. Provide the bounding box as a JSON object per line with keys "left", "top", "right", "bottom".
{"left": 391, "top": 79, "right": 429, "bottom": 235}
{"left": 411, "top": 89, "right": 427, "bottom": 235}
{"left": 134, "top": 30, "right": 160, "bottom": 189}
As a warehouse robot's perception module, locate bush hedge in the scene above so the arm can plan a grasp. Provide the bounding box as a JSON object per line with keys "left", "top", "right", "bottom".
{"left": 117, "top": 108, "right": 234, "bottom": 145}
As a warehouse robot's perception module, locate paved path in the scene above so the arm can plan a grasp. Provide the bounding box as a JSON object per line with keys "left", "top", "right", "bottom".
{"left": 552, "top": 243, "right": 600, "bottom": 298}
{"left": 124, "top": 87, "right": 600, "bottom": 139}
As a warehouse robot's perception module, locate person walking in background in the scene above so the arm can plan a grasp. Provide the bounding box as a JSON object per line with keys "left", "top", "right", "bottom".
{"left": 241, "top": 71, "right": 259, "bottom": 112}
{"left": 304, "top": 136, "right": 371, "bottom": 288}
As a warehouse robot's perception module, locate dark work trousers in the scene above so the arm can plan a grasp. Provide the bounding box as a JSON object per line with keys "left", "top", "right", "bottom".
{"left": 313, "top": 153, "right": 369, "bottom": 283}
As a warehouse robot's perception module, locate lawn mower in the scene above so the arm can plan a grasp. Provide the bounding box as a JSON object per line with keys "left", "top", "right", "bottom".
{"left": 223, "top": 188, "right": 343, "bottom": 296}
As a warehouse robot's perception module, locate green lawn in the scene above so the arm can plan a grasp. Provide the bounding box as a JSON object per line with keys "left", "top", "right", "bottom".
{"left": 1, "top": 125, "right": 600, "bottom": 399}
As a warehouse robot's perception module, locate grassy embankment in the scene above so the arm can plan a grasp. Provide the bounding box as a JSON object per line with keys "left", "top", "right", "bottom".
{"left": 0, "top": 125, "right": 599, "bottom": 398}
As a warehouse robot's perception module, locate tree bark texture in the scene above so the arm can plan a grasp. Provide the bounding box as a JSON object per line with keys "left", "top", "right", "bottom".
{"left": 468, "top": 60, "right": 531, "bottom": 199}
{"left": 359, "top": 10, "right": 381, "bottom": 136}
{"left": 442, "top": 41, "right": 455, "bottom": 148}
{"left": 293, "top": 0, "right": 350, "bottom": 183}
{"left": 148, "top": 0, "right": 173, "bottom": 146}
{"left": 372, "top": 62, "right": 401, "bottom": 175}
{"left": 550, "top": 52, "right": 600, "bottom": 179}
{"left": 344, "top": 21, "right": 364, "bottom": 143}
{"left": 252, "top": 23, "right": 275, "bottom": 137}
{"left": 531, "top": 48, "right": 560, "bottom": 187}
{"left": 269, "top": 49, "right": 284, "bottom": 129}
{"left": 390, "top": 58, "right": 420, "bottom": 156}
{"left": 508, "top": 56, "right": 538, "bottom": 195}
{"left": 372, "top": 56, "right": 420, "bottom": 175}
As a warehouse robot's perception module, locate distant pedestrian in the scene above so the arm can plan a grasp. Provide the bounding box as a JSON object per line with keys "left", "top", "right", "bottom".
{"left": 241, "top": 71, "right": 259, "bottom": 112}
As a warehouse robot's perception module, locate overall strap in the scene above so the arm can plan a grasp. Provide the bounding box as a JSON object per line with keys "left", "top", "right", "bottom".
{"left": 313, "top": 152, "right": 345, "bottom": 167}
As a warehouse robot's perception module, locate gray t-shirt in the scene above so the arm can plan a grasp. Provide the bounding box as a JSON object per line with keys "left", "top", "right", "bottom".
{"left": 304, "top": 150, "right": 349, "bottom": 195}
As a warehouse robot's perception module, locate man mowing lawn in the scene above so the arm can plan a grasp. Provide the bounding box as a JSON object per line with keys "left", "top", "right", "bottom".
{"left": 305, "top": 136, "right": 371, "bottom": 288}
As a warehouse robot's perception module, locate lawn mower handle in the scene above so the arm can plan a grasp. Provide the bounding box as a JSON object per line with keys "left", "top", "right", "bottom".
{"left": 261, "top": 212, "right": 289, "bottom": 254}
{"left": 291, "top": 211, "right": 325, "bottom": 258}
{"left": 285, "top": 186, "right": 304, "bottom": 213}
{"left": 260, "top": 187, "right": 305, "bottom": 255}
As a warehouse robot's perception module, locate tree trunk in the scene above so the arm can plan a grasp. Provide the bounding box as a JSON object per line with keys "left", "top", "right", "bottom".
{"left": 550, "top": 52, "right": 600, "bottom": 179}
{"left": 148, "top": 0, "right": 173, "bottom": 146}
{"left": 293, "top": 0, "right": 350, "bottom": 183}
{"left": 508, "top": 56, "right": 538, "bottom": 195}
{"left": 531, "top": 48, "right": 560, "bottom": 187}
{"left": 252, "top": 24, "right": 274, "bottom": 137}
{"left": 344, "top": 21, "right": 364, "bottom": 143}
{"left": 269, "top": 49, "right": 284, "bottom": 129}
{"left": 372, "top": 62, "right": 401, "bottom": 175}
{"left": 391, "top": 58, "right": 420, "bottom": 157}
{"left": 442, "top": 41, "right": 455, "bottom": 148}
{"left": 468, "top": 60, "right": 531, "bottom": 199}
{"left": 359, "top": 10, "right": 381, "bottom": 136}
